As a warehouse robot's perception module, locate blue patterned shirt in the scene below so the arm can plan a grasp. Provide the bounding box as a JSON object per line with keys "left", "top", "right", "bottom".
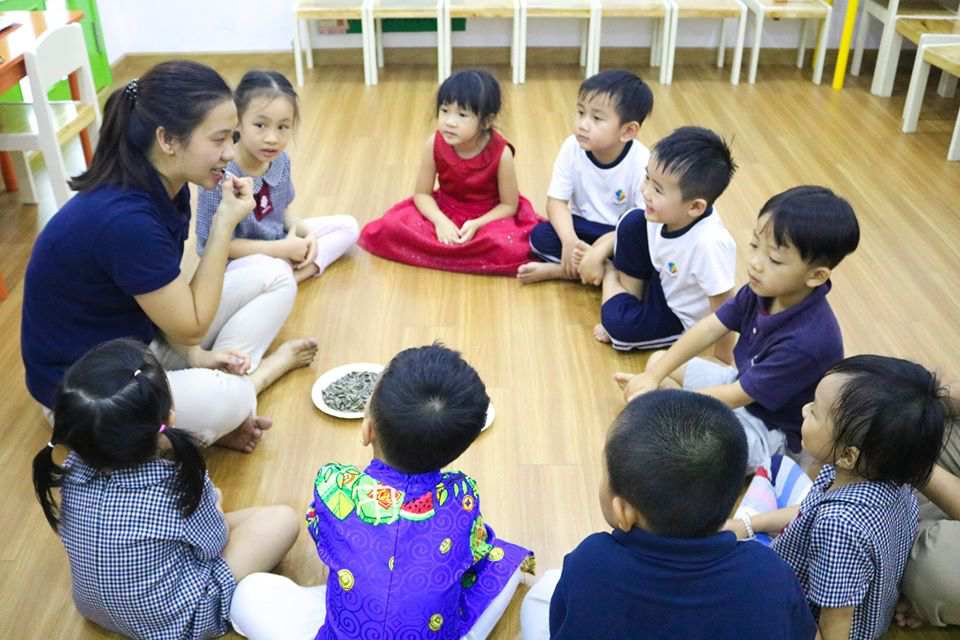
{"left": 772, "top": 465, "right": 918, "bottom": 639}
{"left": 195, "top": 151, "right": 296, "bottom": 255}
{"left": 59, "top": 454, "right": 235, "bottom": 640}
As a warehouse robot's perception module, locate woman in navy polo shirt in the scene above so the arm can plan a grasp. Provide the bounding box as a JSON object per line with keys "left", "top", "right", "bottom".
{"left": 21, "top": 61, "right": 317, "bottom": 453}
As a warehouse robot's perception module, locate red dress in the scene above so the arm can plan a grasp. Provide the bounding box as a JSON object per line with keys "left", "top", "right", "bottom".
{"left": 359, "top": 130, "right": 543, "bottom": 276}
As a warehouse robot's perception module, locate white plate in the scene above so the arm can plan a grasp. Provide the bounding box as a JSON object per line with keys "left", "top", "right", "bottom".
{"left": 312, "top": 363, "right": 384, "bottom": 419}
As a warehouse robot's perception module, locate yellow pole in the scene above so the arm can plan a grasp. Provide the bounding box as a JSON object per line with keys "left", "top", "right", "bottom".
{"left": 832, "top": 0, "right": 860, "bottom": 89}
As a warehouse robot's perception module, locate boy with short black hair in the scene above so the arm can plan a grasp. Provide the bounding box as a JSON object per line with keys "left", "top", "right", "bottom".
{"left": 518, "top": 69, "right": 653, "bottom": 285}
{"left": 520, "top": 390, "right": 816, "bottom": 639}
{"left": 595, "top": 126, "right": 737, "bottom": 357}
{"left": 617, "top": 186, "right": 861, "bottom": 472}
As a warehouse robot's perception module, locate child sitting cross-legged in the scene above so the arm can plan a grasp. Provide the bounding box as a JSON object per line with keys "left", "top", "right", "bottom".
{"left": 229, "top": 344, "right": 534, "bottom": 640}
{"left": 520, "top": 389, "right": 816, "bottom": 639}
{"left": 617, "top": 186, "right": 860, "bottom": 472}
{"left": 725, "top": 355, "right": 952, "bottom": 640}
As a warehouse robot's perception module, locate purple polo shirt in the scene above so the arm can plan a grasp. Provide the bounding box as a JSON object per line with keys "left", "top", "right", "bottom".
{"left": 715, "top": 282, "right": 843, "bottom": 451}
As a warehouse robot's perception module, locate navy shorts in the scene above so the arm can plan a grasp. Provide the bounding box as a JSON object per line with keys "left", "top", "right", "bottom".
{"left": 601, "top": 274, "right": 684, "bottom": 351}
{"left": 529, "top": 216, "right": 615, "bottom": 262}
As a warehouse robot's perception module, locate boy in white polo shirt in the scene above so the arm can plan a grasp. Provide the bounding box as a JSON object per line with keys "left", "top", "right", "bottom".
{"left": 518, "top": 70, "right": 653, "bottom": 285}
{"left": 595, "top": 127, "right": 737, "bottom": 359}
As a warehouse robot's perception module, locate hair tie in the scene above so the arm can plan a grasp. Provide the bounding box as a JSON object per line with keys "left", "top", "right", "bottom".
{"left": 124, "top": 79, "right": 139, "bottom": 105}
{"left": 46, "top": 441, "right": 55, "bottom": 449}
{"left": 158, "top": 424, "right": 167, "bottom": 434}
{"left": 133, "top": 368, "right": 142, "bottom": 377}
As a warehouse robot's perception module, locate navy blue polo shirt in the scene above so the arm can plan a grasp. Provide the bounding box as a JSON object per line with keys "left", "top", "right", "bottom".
{"left": 21, "top": 180, "right": 191, "bottom": 407}
{"left": 715, "top": 282, "right": 843, "bottom": 451}
{"left": 550, "top": 528, "right": 816, "bottom": 639}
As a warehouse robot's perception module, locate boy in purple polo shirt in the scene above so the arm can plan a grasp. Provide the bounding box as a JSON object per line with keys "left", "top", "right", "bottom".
{"left": 615, "top": 186, "right": 860, "bottom": 471}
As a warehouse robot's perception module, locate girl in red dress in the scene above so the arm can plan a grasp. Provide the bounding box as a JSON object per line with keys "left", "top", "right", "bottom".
{"left": 359, "top": 69, "right": 542, "bottom": 276}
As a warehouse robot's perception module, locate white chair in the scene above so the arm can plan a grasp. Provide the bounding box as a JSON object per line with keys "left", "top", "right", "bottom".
{"left": 444, "top": 0, "right": 522, "bottom": 82}
{"left": 517, "top": 0, "right": 601, "bottom": 83}
{"left": 850, "top": 0, "right": 958, "bottom": 97}
{"left": 293, "top": 0, "right": 373, "bottom": 86}
{"left": 594, "top": 0, "right": 673, "bottom": 84}
{"left": 741, "top": 0, "right": 831, "bottom": 84}
{"left": 364, "top": 0, "right": 447, "bottom": 84}
{"left": 901, "top": 34, "right": 960, "bottom": 159}
{"left": 0, "top": 23, "right": 100, "bottom": 208}
{"left": 667, "top": 0, "right": 748, "bottom": 84}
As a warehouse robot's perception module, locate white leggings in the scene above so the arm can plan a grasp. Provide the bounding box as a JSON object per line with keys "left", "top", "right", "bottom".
{"left": 299, "top": 215, "right": 359, "bottom": 275}
{"left": 230, "top": 569, "right": 522, "bottom": 640}
{"left": 151, "top": 254, "right": 297, "bottom": 445}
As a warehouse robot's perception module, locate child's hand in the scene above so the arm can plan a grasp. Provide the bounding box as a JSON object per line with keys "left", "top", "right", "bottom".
{"left": 722, "top": 517, "right": 749, "bottom": 540}
{"left": 434, "top": 217, "right": 461, "bottom": 245}
{"left": 295, "top": 237, "right": 318, "bottom": 270}
{"left": 614, "top": 371, "right": 660, "bottom": 402}
{"left": 218, "top": 174, "right": 255, "bottom": 227}
{"left": 283, "top": 236, "right": 312, "bottom": 263}
{"left": 577, "top": 250, "right": 605, "bottom": 286}
{"left": 457, "top": 219, "right": 483, "bottom": 244}
{"left": 559, "top": 240, "right": 579, "bottom": 279}
{"left": 187, "top": 347, "right": 251, "bottom": 375}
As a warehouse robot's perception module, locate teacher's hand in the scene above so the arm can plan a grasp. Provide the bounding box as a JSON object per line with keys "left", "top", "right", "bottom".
{"left": 218, "top": 173, "right": 255, "bottom": 228}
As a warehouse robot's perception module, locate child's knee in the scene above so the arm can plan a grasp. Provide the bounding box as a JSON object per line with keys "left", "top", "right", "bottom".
{"left": 270, "top": 504, "right": 301, "bottom": 544}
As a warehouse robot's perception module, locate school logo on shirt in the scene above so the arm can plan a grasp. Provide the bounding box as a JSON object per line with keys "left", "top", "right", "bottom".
{"left": 613, "top": 189, "right": 626, "bottom": 204}
{"left": 666, "top": 261, "right": 679, "bottom": 275}
{"left": 253, "top": 182, "right": 273, "bottom": 221}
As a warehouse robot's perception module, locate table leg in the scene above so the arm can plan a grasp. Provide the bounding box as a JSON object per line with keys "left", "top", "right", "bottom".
{"left": 68, "top": 71, "right": 93, "bottom": 165}
{"left": 832, "top": 0, "right": 859, "bottom": 89}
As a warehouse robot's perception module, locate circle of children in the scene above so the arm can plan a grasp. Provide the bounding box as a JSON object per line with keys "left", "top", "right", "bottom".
{"left": 22, "top": 58, "right": 960, "bottom": 640}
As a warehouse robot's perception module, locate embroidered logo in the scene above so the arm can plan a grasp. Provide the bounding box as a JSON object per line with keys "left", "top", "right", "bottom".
{"left": 666, "top": 261, "right": 679, "bottom": 275}
{"left": 614, "top": 189, "right": 626, "bottom": 204}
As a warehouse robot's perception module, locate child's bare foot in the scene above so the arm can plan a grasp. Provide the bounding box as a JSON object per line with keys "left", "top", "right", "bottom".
{"left": 894, "top": 596, "right": 926, "bottom": 629}
{"left": 249, "top": 337, "right": 319, "bottom": 393}
{"left": 593, "top": 323, "right": 612, "bottom": 344}
{"left": 215, "top": 415, "right": 273, "bottom": 453}
{"left": 570, "top": 240, "right": 590, "bottom": 268}
{"left": 518, "top": 261, "right": 571, "bottom": 284}
{"left": 294, "top": 263, "right": 320, "bottom": 284}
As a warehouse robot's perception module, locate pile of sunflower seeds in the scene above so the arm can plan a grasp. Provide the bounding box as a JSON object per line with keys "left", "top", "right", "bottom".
{"left": 322, "top": 371, "right": 380, "bottom": 413}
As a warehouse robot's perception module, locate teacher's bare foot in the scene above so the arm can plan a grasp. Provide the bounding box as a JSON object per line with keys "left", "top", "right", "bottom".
{"left": 249, "top": 337, "right": 319, "bottom": 393}
{"left": 215, "top": 415, "right": 273, "bottom": 453}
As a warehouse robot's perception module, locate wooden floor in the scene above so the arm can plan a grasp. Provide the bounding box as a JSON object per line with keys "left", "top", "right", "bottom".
{"left": 1, "top": 53, "right": 960, "bottom": 639}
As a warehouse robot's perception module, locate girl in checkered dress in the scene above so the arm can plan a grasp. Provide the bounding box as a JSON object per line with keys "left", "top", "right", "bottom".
{"left": 724, "top": 355, "right": 951, "bottom": 639}
{"left": 33, "top": 338, "right": 300, "bottom": 640}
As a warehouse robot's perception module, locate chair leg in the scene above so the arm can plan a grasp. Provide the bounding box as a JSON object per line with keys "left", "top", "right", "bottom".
{"left": 588, "top": 10, "right": 602, "bottom": 76}
{"left": 731, "top": 5, "right": 746, "bottom": 84}
{"left": 749, "top": 10, "right": 763, "bottom": 84}
{"left": 870, "top": 17, "right": 900, "bottom": 96}
{"left": 511, "top": 11, "right": 519, "bottom": 83}
{"left": 519, "top": 5, "right": 527, "bottom": 83}
{"left": 812, "top": 9, "right": 829, "bottom": 84}
{"left": 949, "top": 106, "right": 960, "bottom": 160}
{"left": 652, "top": 19, "right": 661, "bottom": 67}
{"left": 902, "top": 49, "right": 930, "bottom": 133}
{"left": 937, "top": 71, "right": 957, "bottom": 98}
{"left": 851, "top": 0, "right": 869, "bottom": 76}
{"left": 666, "top": 8, "right": 678, "bottom": 84}
{"left": 302, "top": 20, "right": 314, "bottom": 69}
{"left": 39, "top": 138, "right": 71, "bottom": 209}
{"left": 798, "top": 19, "right": 810, "bottom": 69}
{"left": 718, "top": 18, "right": 728, "bottom": 68}
{"left": 10, "top": 151, "right": 38, "bottom": 205}
{"left": 377, "top": 18, "right": 384, "bottom": 68}
{"left": 579, "top": 19, "right": 588, "bottom": 67}
{"left": 293, "top": 17, "right": 305, "bottom": 87}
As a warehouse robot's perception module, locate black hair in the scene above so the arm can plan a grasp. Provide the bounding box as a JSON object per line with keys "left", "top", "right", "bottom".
{"left": 369, "top": 344, "right": 489, "bottom": 474}
{"left": 235, "top": 69, "right": 300, "bottom": 125}
{"left": 435, "top": 69, "right": 501, "bottom": 127}
{"left": 33, "top": 338, "right": 206, "bottom": 532}
{"left": 69, "top": 60, "right": 232, "bottom": 194}
{"left": 606, "top": 390, "right": 747, "bottom": 538}
{"left": 759, "top": 186, "right": 860, "bottom": 268}
{"left": 652, "top": 126, "right": 737, "bottom": 207}
{"left": 826, "top": 355, "right": 950, "bottom": 487}
{"left": 578, "top": 69, "right": 654, "bottom": 126}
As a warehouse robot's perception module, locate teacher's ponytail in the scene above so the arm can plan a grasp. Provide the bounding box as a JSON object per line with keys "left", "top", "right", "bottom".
{"left": 70, "top": 61, "right": 232, "bottom": 194}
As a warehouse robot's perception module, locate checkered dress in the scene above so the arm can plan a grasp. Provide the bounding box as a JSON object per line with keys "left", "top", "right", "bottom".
{"left": 59, "top": 454, "right": 235, "bottom": 640}
{"left": 195, "top": 152, "right": 296, "bottom": 255}
{"left": 772, "top": 465, "right": 918, "bottom": 639}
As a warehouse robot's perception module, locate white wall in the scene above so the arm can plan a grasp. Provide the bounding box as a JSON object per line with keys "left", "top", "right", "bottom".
{"left": 97, "top": 0, "right": 872, "bottom": 65}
